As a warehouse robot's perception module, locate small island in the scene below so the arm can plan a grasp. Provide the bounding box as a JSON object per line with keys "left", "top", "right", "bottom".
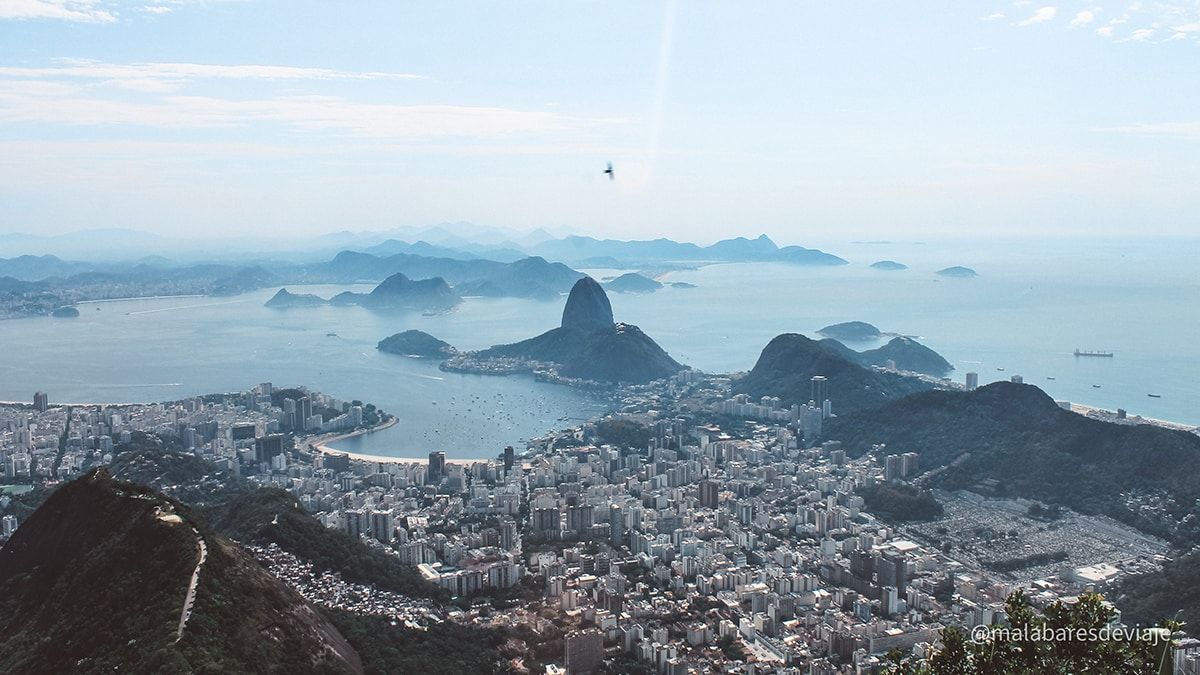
{"left": 603, "top": 272, "right": 663, "bottom": 294}
{"left": 264, "top": 288, "right": 326, "bottom": 308}
{"left": 50, "top": 306, "right": 80, "bottom": 318}
{"left": 669, "top": 281, "right": 697, "bottom": 289}
{"left": 818, "top": 321, "right": 882, "bottom": 341}
{"left": 377, "top": 330, "right": 457, "bottom": 358}
{"left": 869, "top": 260, "right": 908, "bottom": 271}
{"left": 936, "top": 266, "right": 978, "bottom": 278}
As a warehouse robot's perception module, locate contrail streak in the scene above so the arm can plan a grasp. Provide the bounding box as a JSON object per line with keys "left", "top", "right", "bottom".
{"left": 644, "top": 0, "right": 678, "bottom": 184}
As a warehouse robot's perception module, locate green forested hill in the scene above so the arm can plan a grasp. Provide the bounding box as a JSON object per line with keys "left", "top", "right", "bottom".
{"left": 826, "top": 381, "right": 1200, "bottom": 544}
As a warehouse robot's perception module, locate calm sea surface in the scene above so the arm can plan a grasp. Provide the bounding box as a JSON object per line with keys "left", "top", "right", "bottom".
{"left": 0, "top": 237, "right": 1195, "bottom": 458}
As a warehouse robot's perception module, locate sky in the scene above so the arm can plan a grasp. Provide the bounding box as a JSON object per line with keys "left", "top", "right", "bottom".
{"left": 0, "top": 0, "right": 1198, "bottom": 244}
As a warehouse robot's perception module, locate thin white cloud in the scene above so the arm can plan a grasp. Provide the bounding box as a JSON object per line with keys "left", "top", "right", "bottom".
{"left": 0, "top": 0, "right": 251, "bottom": 21}
{"left": 991, "top": 1, "right": 1198, "bottom": 43}
{"left": 1070, "top": 10, "right": 1096, "bottom": 27}
{"left": 0, "top": 59, "right": 425, "bottom": 82}
{"left": 1117, "top": 27, "right": 1157, "bottom": 42}
{"left": 0, "top": 0, "right": 115, "bottom": 22}
{"left": 0, "top": 58, "right": 596, "bottom": 141}
{"left": 1096, "top": 121, "right": 1200, "bottom": 138}
{"left": 1018, "top": 6, "right": 1057, "bottom": 25}
{"left": 0, "top": 80, "right": 601, "bottom": 140}
{"left": 139, "top": 0, "right": 248, "bottom": 14}
{"left": 980, "top": 11, "right": 1006, "bottom": 20}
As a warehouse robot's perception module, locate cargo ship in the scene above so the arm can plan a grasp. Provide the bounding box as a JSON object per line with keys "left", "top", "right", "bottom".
{"left": 1074, "top": 349, "right": 1114, "bottom": 357}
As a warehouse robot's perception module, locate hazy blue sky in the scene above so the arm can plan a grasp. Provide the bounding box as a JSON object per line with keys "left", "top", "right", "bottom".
{"left": 1, "top": 0, "right": 1197, "bottom": 243}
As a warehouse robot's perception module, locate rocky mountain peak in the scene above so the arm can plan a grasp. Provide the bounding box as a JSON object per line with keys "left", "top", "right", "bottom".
{"left": 560, "top": 276, "right": 614, "bottom": 331}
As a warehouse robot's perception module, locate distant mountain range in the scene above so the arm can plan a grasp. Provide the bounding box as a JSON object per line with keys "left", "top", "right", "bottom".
{"left": 294, "top": 252, "right": 583, "bottom": 300}
{"left": 0, "top": 251, "right": 579, "bottom": 316}
{"left": 267, "top": 273, "right": 461, "bottom": 311}
{"left": 361, "top": 238, "right": 529, "bottom": 263}
{"left": 528, "top": 233, "right": 847, "bottom": 266}
{"left": 470, "top": 277, "right": 685, "bottom": 384}
{"left": 0, "top": 230, "right": 853, "bottom": 318}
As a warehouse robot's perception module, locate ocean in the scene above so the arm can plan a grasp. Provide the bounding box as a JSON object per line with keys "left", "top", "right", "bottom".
{"left": 0, "top": 236, "right": 1195, "bottom": 458}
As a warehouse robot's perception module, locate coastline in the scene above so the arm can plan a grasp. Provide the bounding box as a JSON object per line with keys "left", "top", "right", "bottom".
{"left": 76, "top": 294, "right": 207, "bottom": 305}
{"left": 305, "top": 415, "right": 398, "bottom": 454}
{"left": 308, "top": 415, "right": 501, "bottom": 465}
{"left": 1070, "top": 403, "right": 1198, "bottom": 433}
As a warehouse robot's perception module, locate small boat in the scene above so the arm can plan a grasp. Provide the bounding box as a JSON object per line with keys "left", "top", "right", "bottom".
{"left": 1046, "top": 376, "right": 1056, "bottom": 381}
{"left": 1092, "top": 384, "right": 1101, "bottom": 389}
{"left": 326, "top": 332, "right": 338, "bottom": 337}
{"left": 996, "top": 367, "right": 1006, "bottom": 372}
{"left": 1147, "top": 393, "right": 1162, "bottom": 398}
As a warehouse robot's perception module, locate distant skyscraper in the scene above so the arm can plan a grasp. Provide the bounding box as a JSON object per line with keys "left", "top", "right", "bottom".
{"left": 884, "top": 454, "right": 903, "bottom": 482}
{"left": 532, "top": 506, "right": 559, "bottom": 534}
{"left": 503, "top": 445, "right": 515, "bottom": 473}
{"left": 700, "top": 479, "right": 720, "bottom": 509}
{"left": 965, "top": 372, "right": 979, "bottom": 391}
{"left": 33, "top": 392, "right": 48, "bottom": 412}
{"left": 500, "top": 518, "right": 518, "bottom": 550}
{"left": 298, "top": 396, "right": 313, "bottom": 428}
{"left": 1010, "top": 375, "right": 1024, "bottom": 384}
{"left": 566, "top": 504, "right": 595, "bottom": 537}
{"left": 810, "top": 376, "right": 828, "bottom": 409}
{"left": 369, "top": 510, "right": 394, "bottom": 543}
{"left": 428, "top": 451, "right": 446, "bottom": 484}
{"left": 608, "top": 503, "right": 625, "bottom": 543}
{"left": 282, "top": 398, "right": 298, "bottom": 431}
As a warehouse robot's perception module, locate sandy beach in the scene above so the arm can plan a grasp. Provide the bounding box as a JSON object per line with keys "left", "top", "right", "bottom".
{"left": 1070, "top": 403, "right": 1198, "bottom": 433}
{"left": 307, "top": 416, "right": 497, "bottom": 465}
{"left": 316, "top": 448, "right": 489, "bottom": 466}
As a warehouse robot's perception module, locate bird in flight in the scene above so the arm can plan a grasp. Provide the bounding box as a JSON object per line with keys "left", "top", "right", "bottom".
{"left": 604, "top": 162, "right": 614, "bottom": 180}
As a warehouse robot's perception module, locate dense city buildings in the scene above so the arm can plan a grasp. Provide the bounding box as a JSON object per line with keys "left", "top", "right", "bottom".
{"left": 0, "top": 376, "right": 1192, "bottom": 673}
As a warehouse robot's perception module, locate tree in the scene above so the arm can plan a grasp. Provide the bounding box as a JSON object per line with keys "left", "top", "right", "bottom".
{"left": 888, "top": 591, "right": 1180, "bottom": 675}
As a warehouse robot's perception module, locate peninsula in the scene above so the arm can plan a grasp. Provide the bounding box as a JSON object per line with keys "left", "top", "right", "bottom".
{"left": 445, "top": 277, "right": 684, "bottom": 384}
